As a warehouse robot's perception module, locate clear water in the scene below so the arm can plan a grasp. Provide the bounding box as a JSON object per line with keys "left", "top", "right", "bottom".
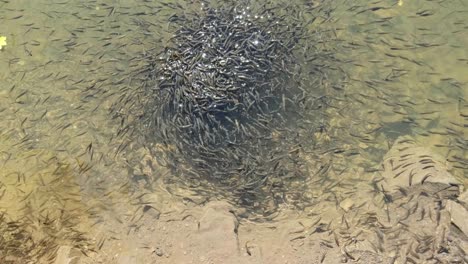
{"left": 0, "top": 0, "right": 466, "bottom": 263}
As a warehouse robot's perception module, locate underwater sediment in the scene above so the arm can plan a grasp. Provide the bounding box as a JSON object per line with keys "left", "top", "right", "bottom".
{"left": 2, "top": 0, "right": 467, "bottom": 262}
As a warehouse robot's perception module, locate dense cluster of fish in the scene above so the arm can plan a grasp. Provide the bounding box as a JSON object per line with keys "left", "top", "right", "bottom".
{"left": 153, "top": 4, "right": 301, "bottom": 146}
{"left": 127, "top": 2, "right": 326, "bottom": 203}
{"left": 0, "top": 162, "right": 93, "bottom": 263}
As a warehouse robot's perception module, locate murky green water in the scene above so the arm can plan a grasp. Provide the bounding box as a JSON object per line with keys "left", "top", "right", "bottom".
{"left": 0, "top": 0, "right": 466, "bottom": 263}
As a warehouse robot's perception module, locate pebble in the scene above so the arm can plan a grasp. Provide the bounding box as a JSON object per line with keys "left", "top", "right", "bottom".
{"left": 447, "top": 200, "right": 468, "bottom": 236}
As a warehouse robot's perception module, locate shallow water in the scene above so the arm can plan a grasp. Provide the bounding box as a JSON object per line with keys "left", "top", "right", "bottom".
{"left": 0, "top": 0, "right": 466, "bottom": 263}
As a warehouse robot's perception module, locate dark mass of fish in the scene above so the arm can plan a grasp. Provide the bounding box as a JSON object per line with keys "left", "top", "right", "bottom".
{"left": 112, "top": 1, "right": 334, "bottom": 209}
{"left": 153, "top": 4, "right": 302, "bottom": 147}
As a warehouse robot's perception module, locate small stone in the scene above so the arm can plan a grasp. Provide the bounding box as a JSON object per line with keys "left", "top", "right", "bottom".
{"left": 447, "top": 200, "right": 468, "bottom": 236}
{"left": 339, "top": 198, "right": 354, "bottom": 212}
{"left": 154, "top": 247, "right": 164, "bottom": 257}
